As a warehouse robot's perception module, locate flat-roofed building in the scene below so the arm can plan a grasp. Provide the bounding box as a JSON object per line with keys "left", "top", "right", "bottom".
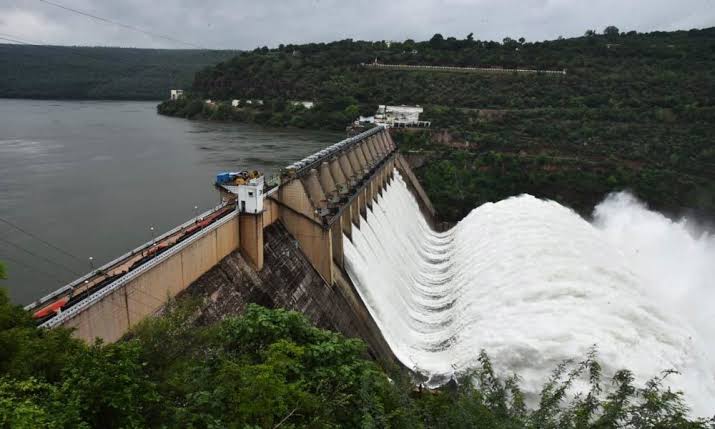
{"left": 170, "top": 89, "right": 184, "bottom": 100}
{"left": 375, "top": 105, "right": 430, "bottom": 128}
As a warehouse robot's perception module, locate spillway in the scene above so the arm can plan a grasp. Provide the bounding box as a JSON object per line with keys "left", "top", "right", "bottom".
{"left": 344, "top": 171, "right": 715, "bottom": 416}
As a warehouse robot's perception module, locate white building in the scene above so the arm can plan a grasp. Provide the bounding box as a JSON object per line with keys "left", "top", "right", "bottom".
{"left": 237, "top": 176, "right": 264, "bottom": 214}
{"left": 231, "top": 99, "right": 266, "bottom": 107}
{"left": 290, "top": 100, "right": 315, "bottom": 109}
{"left": 374, "top": 105, "right": 430, "bottom": 128}
{"left": 170, "top": 89, "right": 184, "bottom": 100}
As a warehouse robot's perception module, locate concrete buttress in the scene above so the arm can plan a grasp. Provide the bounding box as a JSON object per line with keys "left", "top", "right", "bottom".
{"left": 374, "top": 132, "right": 386, "bottom": 154}
{"left": 376, "top": 135, "right": 387, "bottom": 157}
{"left": 239, "top": 213, "right": 264, "bottom": 270}
{"left": 328, "top": 157, "right": 347, "bottom": 194}
{"left": 346, "top": 148, "right": 361, "bottom": 176}
{"left": 338, "top": 153, "right": 355, "bottom": 185}
{"left": 318, "top": 162, "right": 337, "bottom": 197}
{"left": 359, "top": 141, "right": 374, "bottom": 165}
{"left": 366, "top": 136, "right": 379, "bottom": 160}
{"left": 304, "top": 168, "right": 327, "bottom": 210}
{"left": 354, "top": 145, "right": 369, "bottom": 171}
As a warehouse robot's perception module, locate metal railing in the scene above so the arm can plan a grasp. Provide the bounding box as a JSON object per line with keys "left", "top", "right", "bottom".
{"left": 283, "top": 126, "right": 386, "bottom": 177}
{"left": 25, "top": 201, "right": 234, "bottom": 312}
{"left": 363, "top": 62, "right": 567, "bottom": 75}
{"left": 40, "top": 209, "right": 238, "bottom": 328}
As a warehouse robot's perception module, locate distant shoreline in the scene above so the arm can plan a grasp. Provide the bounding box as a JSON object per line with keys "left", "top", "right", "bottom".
{"left": 0, "top": 96, "right": 161, "bottom": 102}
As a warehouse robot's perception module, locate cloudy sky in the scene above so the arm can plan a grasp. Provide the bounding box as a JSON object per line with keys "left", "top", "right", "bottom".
{"left": 1, "top": 0, "right": 714, "bottom": 49}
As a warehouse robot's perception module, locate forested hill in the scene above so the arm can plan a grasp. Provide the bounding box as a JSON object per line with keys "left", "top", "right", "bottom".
{"left": 173, "top": 27, "right": 715, "bottom": 221}
{"left": 0, "top": 44, "right": 237, "bottom": 100}
{"left": 190, "top": 27, "right": 714, "bottom": 110}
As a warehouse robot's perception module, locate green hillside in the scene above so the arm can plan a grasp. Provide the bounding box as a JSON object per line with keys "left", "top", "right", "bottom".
{"left": 178, "top": 28, "right": 713, "bottom": 112}
{"left": 159, "top": 27, "right": 715, "bottom": 220}
{"left": 0, "top": 44, "right": 238, "bottom": 100}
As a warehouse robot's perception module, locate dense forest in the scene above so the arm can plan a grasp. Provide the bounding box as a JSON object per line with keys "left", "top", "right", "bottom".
{"left": 0, "top": 44, "right": 237, "bottom": 100}
{"left": 398, "top": 104, "right": 714, "bottom": 221}
{"left": 0, "top": 265, "right": 712, "bottom": 428}
{"left": 159, "top": 26, "right": 715, "bottom": 220}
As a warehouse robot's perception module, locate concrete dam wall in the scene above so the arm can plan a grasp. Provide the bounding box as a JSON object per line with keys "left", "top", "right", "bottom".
{"left": 183, "top": 222, "right": 394, "bottom": 361}
{"left": 33, "top": 126, "right": 436, "bottom": 365}
{"left": 60, "top": 213, "right": 239, "bottom": 342}
{"left": 180, "top": 147, "right": 436, "bottom": 361}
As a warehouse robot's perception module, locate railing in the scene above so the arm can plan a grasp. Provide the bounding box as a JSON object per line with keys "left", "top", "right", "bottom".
{"left": 283, "top": 126, "right": 386, "bottom": 177}
{"left": 25, "top": 201, "right": 233, "bottom": 312}
{"left": 363, "top": 63, "right": 567, "bottom": 75}
{"left": 40, "top": 209, "right": 238, "bottom": 328}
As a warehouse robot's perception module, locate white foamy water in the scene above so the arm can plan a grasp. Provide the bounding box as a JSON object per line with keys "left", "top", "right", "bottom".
{"left": 344, "top": 171, "right": 715, "bottom": 416}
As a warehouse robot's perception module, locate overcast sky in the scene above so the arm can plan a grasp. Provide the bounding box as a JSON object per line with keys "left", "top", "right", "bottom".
{"left": 1, "top": 0, "right": 714, "bottom": 50}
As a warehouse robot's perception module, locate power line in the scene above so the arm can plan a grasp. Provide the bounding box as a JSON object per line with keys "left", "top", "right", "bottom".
{"left": 37, "top": 0, "right": 208, "bottom": 49}
{"left": 0, "top": 32, "right": 46, "bottom": 45}
{"left": 0, "top": 216, "right": 85, "bottom": 264}
{"left": 0, "top": 238, "right": 82, "bottom": 277}
{"left": 0, "top": 36, "right": 31, "bottom": 45}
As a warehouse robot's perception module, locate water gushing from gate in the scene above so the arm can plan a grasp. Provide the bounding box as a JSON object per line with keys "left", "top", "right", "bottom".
{"left": 344, "top": 171, "right": 715, "bottom": 416}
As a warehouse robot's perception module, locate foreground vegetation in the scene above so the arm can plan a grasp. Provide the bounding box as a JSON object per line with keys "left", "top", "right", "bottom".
{"left": 158, "top": 27, "right": 714, "bottom": 220}
{"left": 0, "top": 45, "right": 237, "bottom": 100}
{"left": 0, "top": 264, "right": 712, "bottom": 428}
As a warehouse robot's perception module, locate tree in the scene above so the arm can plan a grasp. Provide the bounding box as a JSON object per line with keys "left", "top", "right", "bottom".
{"left": 44, "top": 341, "right": 161, "bottom": 428}
{"left": 0, "top": 287, "right": 82, "bottom": 382}
{"left": 0, "top": 377, "right": 58, "bottom": 428}
{"left": 604, "top": 25, "right": 620, "bottom": 37}
{"left": 184, "top": 99, "right": 204, "bottom": 118}
{"left": 584, "top": 29, "right": 597, "bottom": 37}
{"left": 466, "top": 32, "right": 474, "bottom": 42}
{"left": 343, "top": 104, "right": 359, "bottom": 121}
{"left": 0, "top": 292, "right": 712, "bottom": 428}
{"left": 429, "top": 33, "right": 444, "bottom": 45}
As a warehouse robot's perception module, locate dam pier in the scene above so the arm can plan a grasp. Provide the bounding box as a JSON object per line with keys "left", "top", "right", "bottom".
{"left": 25, "top": 126, "right": 435, "bottom": 360}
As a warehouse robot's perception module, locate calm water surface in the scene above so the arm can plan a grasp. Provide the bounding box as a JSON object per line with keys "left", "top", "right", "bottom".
{"left": 0, "top": 99, "right": 341, "bottom": 304}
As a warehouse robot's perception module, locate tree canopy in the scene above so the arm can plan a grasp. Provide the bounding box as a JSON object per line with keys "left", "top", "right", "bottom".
{"left": 0, "top": 278, "right": 712, "bottom": 428}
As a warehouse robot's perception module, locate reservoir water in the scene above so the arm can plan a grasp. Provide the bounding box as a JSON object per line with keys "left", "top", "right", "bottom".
{"left": 0, "top": 99, "right": 340, "bottom": 304}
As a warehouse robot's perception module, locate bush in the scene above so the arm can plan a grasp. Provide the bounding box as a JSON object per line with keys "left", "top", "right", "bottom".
{"left": 0, "top": 273, "right": 711, "bottom": 428}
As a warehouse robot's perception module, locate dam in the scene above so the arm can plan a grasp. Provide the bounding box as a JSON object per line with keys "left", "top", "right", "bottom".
{"left": 24, "top": 125, "right": 433, "bottom": 361}
{"left": 22, "top": 124, "right": 715, "bottom": 414}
